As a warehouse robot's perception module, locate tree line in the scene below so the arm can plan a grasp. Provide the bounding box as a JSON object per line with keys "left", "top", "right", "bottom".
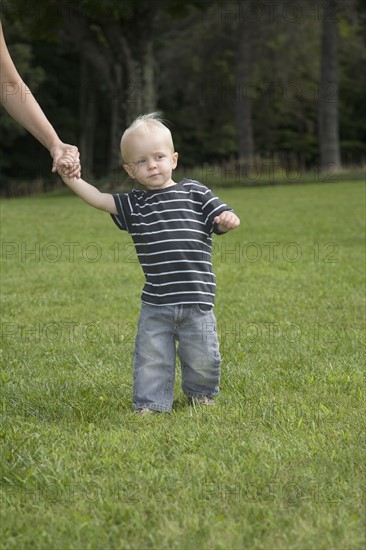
{"left": 0, "top": 0, "right": 365, "bottom": 192}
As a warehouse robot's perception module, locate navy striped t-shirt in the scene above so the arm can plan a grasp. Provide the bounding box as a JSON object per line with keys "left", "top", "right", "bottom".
{"left": 111, "top": 178, "right": 231, "bottom": 307}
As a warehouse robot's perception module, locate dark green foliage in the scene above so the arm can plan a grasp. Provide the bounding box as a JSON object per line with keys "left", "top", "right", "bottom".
{"left": 0, "top": 0, "right": 365, "bottom": 189}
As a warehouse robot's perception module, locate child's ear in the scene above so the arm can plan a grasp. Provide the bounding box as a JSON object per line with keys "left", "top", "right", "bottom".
{"left": 172, "top": 152, "right": 178, "bottom": 170}
{"left": 123, "top": 163, "right": 136, "bottom": 179}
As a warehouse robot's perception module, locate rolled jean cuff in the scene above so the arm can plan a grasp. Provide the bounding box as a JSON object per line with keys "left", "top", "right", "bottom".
{"left": 133, "top": 402, "right": 172, "bottom": 413}
{"left": 185, "top": 390, "right": 219, "bottom": 399}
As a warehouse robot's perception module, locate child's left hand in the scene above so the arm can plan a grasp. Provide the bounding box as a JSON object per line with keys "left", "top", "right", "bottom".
{"left": 214, "top": 211, "right": 240, "bottom": 232}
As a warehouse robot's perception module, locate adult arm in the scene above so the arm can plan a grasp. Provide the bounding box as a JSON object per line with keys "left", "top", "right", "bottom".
{"left": 0, "top": 22, "right": 80, "bottom": 176}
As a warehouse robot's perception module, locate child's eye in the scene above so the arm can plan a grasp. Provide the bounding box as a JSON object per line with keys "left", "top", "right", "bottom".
{"left": 156, "top": 155, "right": 165, "bottom": 160}
{"left": 136, "top": 159, "right": 146, "bottom": 165}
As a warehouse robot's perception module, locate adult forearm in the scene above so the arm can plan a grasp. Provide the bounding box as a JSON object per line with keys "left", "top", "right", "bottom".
{"left": 0, "top": 22, "right": 60, "bottom": 153}
{"left": 2, "top": 83, "right": 61, "bottom": 152}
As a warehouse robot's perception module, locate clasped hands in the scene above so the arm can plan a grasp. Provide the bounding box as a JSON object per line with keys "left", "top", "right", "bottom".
{"left": 51, "top": 143, "right": 81, "bottom": 178}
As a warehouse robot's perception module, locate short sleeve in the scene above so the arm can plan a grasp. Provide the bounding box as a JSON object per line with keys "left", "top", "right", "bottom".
{"left": 110, "top": 193, "right": 133, "bottom": 232}
{"left": 201, "top": 187, "right": 233, "bottom": 235}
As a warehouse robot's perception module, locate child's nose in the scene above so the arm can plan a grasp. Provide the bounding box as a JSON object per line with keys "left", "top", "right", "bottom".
{"left": 147, "top": 158, "right": 157, "bottom": 169}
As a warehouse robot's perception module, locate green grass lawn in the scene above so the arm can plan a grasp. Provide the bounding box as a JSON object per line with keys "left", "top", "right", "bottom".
{"left": 0, "top": 180, "right": 365, "bottom": 549}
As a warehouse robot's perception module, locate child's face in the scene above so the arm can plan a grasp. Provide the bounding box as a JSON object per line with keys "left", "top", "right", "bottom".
{"left": 122, "top": 129, "right": 178, "bottom": 190}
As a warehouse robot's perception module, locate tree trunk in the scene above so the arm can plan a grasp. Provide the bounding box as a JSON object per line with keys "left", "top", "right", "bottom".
{"left": 108, "top": 61, "right": 124, "bottom": 173}
{"left": 106, "top": 21, "right": 157, "bottom": 171}
{"left": 120, "top": 35, "right": 156, "bottom": 125}
{"left": 60, "top": 4, "right": 157, "bottom": 176}
{"left": 319, "top": 0, "right": 341, "bottom": 171}
{"left": 143, "top": 40, "right": 156, "bottom": 114}
{"left": 235, "top": 8, "right": 254, "bottom": 164}
{"left": 79, "top": 53, "right": 96, "bottom": 180}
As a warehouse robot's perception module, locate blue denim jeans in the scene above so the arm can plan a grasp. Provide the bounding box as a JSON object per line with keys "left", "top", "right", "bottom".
{"left": 133, "top": 303, "right": 221, "bottom": 412}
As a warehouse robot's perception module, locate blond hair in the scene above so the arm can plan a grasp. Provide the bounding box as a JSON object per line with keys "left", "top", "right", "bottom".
{"left": 120, "top": 112, "right": 174, "bottom": 162}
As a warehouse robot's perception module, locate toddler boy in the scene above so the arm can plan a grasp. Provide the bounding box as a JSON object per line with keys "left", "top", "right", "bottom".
{"left": 60, "top": 113, "right": 240, "bottom": 414}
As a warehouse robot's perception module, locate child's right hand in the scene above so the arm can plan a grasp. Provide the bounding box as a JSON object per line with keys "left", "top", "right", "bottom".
{"left": 56, "top": 149, "right": 80, "bottom": 180}
{"left": 51, "top": 143, "right": 81, "bottom": 178}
